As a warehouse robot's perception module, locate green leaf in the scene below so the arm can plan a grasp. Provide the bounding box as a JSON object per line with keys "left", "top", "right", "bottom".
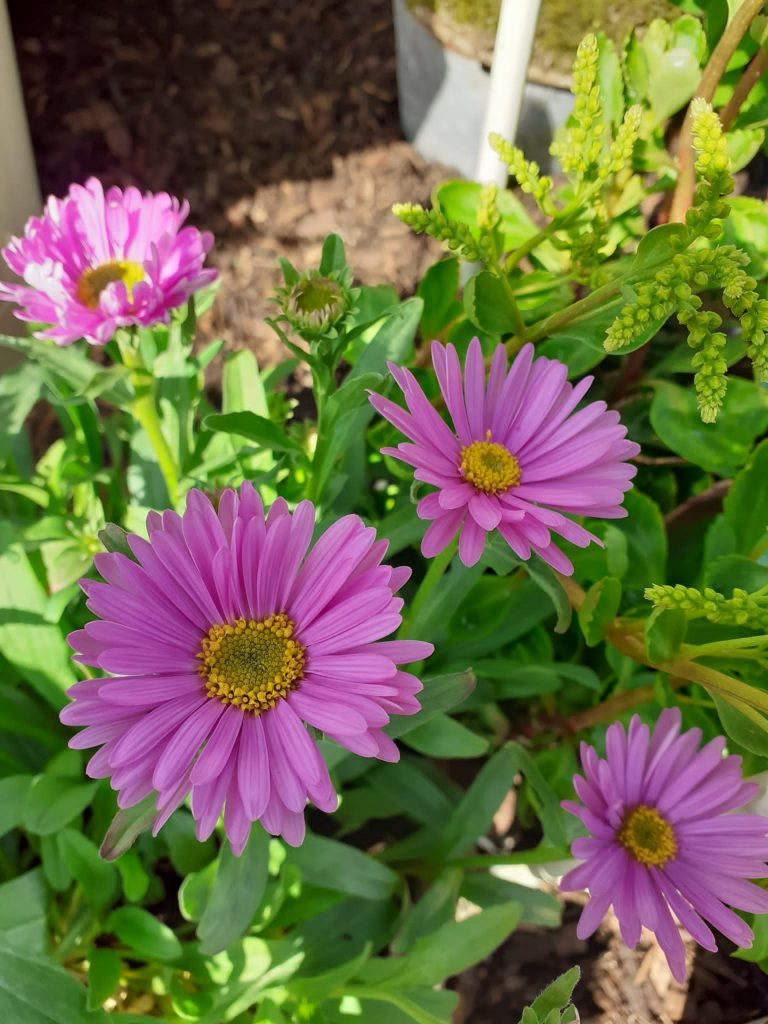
{"left": 368, "top": 757, "right": 456, "bottom": 831}
{"left": 386, "top": 670, "right": 476, "bottom": 739}
{"left": 0, "top": 775, "right": 33, "bottom": 838}
{"left": 163, "top": 810, "right": 216, "bottom": 876}
{"left": 642, "top": 18, "right": 703, "bottom": 124}
{"left": 615, "top": 489, "right": 668, "bottom": 589}
{"left": 441, "top": 747, "right": 518, "bottom": 857}
{"left": 721, "top": 439, "right": 768, "bottom": 556}
{"left": 0, "top": 522, "right": 77, "bottom": 707}
{"left": 106, "top": 906, "right": 182, "bottom": 962}
{"left": 286, "top": 834, "right": 398, "bottom": 901}
{"left": 726, "top": 127, "right": 765, "bottom": 173}
{"left": 197, "top": 826, "right": 270, "bottom": 955}
{"left": 319, "top": 234, "right": 347, "bottom": 275}
{"left": 464, "top": 271, "right": 518, "bottom": 335}
{"left": 596, "top": 33, "right": 624, "bottom": 126}
{"left": 530, "top": 967, "right": 581, "bottom": 1019}
{"left": 578, "top": 577, "right": 622, "bottom": 647}
{"left": 58, "top": 828, "right": 118, "bottom": 912}
{"left": 631, "top": 224, "right": 689, "bottom": 273}
{"left": 645, "top": 608, "right": 687, "bottom": 663}
{"left": 526, "top": 558, "right": 572, "bottom": 633}
{"left": 98, "top": 523, "right": 136, "bottom": 560}
{"left": 707, "top": 554, "right": 768, "bottom": 593}
{"left": 506, "top": 743, "right": 568, "bottom": 848}
{"left": 358, "top": 901, "right": 522, "bottom": 990}
{"left": 87, "top": 949, "right": 122, "bottom": 1011}
{"left": 203, "top": 411, "right": 305, "bottom": 457}
{"left": 403, "top": 714, "right": 488, "bottom": 758}
{"left": 0, "top": 361, "right": 41, "bottom": 462}
{"left": 724, "top": 197, "right": 768, "bottom": 278}
{"left": 417, "top": 258, "right": 461, "bottom": 339}
{"left": 461, "top": 873, "right": 562, "bottom": 928}
{"left": 650, "top": 379, "right": 768, "bottom": 477}
{"left": 23, "top": 775, "right": 98, "bottom": 836}
{"left": 0, "top": 941, "right": 107, "bottom": 1024}
{"left": 290, "top": 943, "right": 373, "bottom": 1004}
{"left": 712, "top": 693, "right": 768, "bottom": 756}
{"left": 0, "top": 870, "right": 46, "bottom": 952}
{"left": 393, "top": 871, "right": 462, "bottom": 953}
{"left": 476, "top": 662, "right": 562, "bottom": 698}
{"left": 99, "top": 795, "right": 156, "bottom": 861}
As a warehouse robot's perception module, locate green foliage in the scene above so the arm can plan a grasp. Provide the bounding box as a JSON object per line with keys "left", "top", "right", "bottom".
{"left": 2, "top": 8, "right": 768, "bottom": 1019}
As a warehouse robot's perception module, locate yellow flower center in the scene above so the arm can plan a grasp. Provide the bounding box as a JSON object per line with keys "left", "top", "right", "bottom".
{"left": 618, "top": 805, "right": 678, "bottom": 867}
{"left": 198, "top": 614, "right": 305, "bottom": 714}
{"left": 460, "top": 432, "right": 522, "bottom": 494}
{"left": 75, "top": 260, "right": 144, "bottom": 309}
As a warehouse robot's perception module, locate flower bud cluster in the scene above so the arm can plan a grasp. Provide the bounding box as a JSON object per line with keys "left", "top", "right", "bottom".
{"left": 646, "top": 583, "right": 768, "bottom": 632}
{"left": 711, "top": 245, "right": 768, "bottom": 382}
{"left": 599, "top": 105, "right": 642, "bottom": 180}
{"left": 489, "top": 134, "right": 554, "bottom": 212}
{"left": 392, "top": 203, "right": 493, "bottom": 263}
{"left": 552, "top": 34, "right": 604, "bottom": 181}
{"left": 685, "top": 99, "right": 733, "bottom": 241}
{"left": 476, "top": 184, "right": 501, "bottom": 233}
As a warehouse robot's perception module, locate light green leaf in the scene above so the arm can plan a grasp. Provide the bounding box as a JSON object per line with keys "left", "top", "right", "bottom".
{"left": 0, "top": 775, "right": 33, "bottom": 838}
{"left": 530, "top": 967, "right": 581, "bottom": 1019}
{"left": 58, "top": 829, "right": 118, "bottom": 912}
{"left": 721, "top": 439, "right": 768, "bottom": 557}
{"left": 203, "top": 411, "right": 305, "bottom": 456}
{"left": 86, "top": 949, "right": 122, "bottom": 1011}
{"left": 713, "top": 693, "right": 768, "bottom": 756}
{"left": 417, "top": 258, "right": 461, "bottom": 339}
{"left": 645, "top": 608, "right": 687, "bottom": 663}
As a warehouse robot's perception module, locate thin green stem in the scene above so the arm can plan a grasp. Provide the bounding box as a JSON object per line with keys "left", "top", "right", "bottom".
{"left": 118, "top": 333, "right": 180, "bottom": 507}
{"left": 399, "top": 538, "right": 458, "bottom": 640}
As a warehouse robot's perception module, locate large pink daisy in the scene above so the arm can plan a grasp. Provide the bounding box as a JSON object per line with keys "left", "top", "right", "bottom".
{"left": 562, "top": 710, "right": 768, "bottom": 981}
{"left": 369, "top": 339, "right": 640, "bottom": 573}
{"left": 61, "top": 485, "right": 432, "bottom": 853}
{"left": 0, "top": 178, "right": 217, "bottom": 345}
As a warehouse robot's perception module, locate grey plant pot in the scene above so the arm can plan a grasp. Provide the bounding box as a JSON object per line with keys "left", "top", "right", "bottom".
{"left": 392, "top": 0, "right": 574, "bottom": 177}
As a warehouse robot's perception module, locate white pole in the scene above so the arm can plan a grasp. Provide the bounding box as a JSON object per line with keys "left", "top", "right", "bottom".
{"left": 474, "top": 0, "right": 542, "bottom": 185}
{"left": 0, "top": 0, "right": 40, "bottom": 345}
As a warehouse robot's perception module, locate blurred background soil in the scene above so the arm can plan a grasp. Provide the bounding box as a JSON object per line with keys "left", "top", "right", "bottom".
{"left": 7, "top": 1, "right": 768, "bottom": 1020}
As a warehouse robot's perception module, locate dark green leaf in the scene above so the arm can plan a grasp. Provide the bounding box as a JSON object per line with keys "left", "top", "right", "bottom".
{"left": 441, "top": 747, "right": 518, "bottom": 857}
{"left": 0, "top": 775, "right": 32, "bottom": 838}
{"left": 358, "top": 901, "right": 522, "bottom": 990}
{"left": 650, "top": 380, "right": 768, "bottom": 478}
{"left": 106, "top": 906, "right": 182, "bottom": 962}
{"left": 197, "top": 826, "right": 270, "bottom": 954}
{"left": 23, "top": 775, "right": 98, "bottom": 836}
{"left": 0, "top": 871, "right": 46, "bottom": 952}
{"left": 417, "top": 258, "right": 461, "bottom": 338}
{"left": 404, "top": 714, "right": 489, "bottom": 758}
{"left": 0, "top": 941, "right": 106, "bottom": 1024}
{"left": 721, "top": 439, "right": 768, "bottom": 557}
{"left": 578, "top": 577, "right": 622, "bottom": 647}
{"left": 712, "top": 694, "right": 768, "bottom": 756}
{"left": 203, "top": 411, "right": 305, "bottom": 456}
{"left": 526, "top": 559, "right": 572, "bottom": 633}
{"left": 645, "top": 608, "right": 687, "bottom": 664}
{"left": 461, "top": 873, "right": 562, "bottom": 928}
{"left": 87, "top": 949, "right": 122, "bottom": 1011}
{"left": 464, "top": 271, "right": 518, "bottom": 335}
{"left": 58, "top": 828, "right": 118, "bottom": 912}
{"left": 286, "top": 834, "right": 398, "bottom": 901}
{"left": 386, "top": 670, "right": 476, "bottom": 739}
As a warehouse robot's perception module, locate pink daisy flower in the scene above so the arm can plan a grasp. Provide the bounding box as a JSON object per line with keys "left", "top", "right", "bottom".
{"left": 369, "top": 339, "right": 640, "bottom": 573}
{"left": 0, "top": 178, "right": 217, "bottom": 345}
{"left": 561, "top": 709, "right": 768, "bottom": 981}
{"left": 61, "top": 485, "right": 432, "bottom": 854}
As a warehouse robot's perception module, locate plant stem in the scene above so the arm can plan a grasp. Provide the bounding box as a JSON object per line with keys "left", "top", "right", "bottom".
{"left": 399, "top": 538, "right": 458, "bottom": 639}
{"left": 720, "top": 45, "right": 768, "bottom": 130}
{"left": 118, "top": 334, "right": 180, "bottom": 507}
{"left": 669, "top": 0, "right": 766, "bottom": 222}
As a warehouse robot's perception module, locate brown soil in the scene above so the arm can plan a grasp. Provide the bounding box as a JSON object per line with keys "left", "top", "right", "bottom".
{"left": 6, "top": 1, "right": 768, "bottom": 1021}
